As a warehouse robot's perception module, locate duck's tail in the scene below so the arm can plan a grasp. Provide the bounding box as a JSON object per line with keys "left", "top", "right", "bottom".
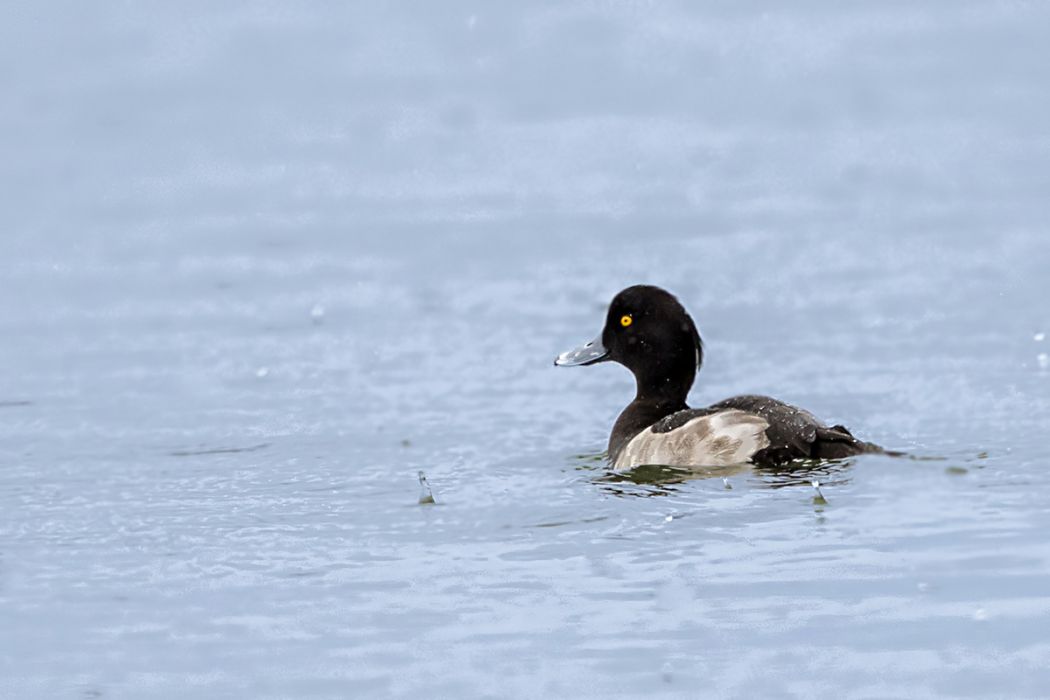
{"left": 812, "top": 424, "right": 907, "bottom": 460}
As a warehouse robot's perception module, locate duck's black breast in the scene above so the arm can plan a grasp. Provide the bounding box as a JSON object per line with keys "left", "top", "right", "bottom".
{"left": 610, "top": 394, "right": 883, "bottom": 469}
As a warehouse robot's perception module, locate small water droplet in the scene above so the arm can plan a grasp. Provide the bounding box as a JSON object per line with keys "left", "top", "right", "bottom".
{"left": 1035, "top": 332, "right": 1045, "bottom": 342}
{"left": 255, "top": 367, "right": 269, "bottom": 378}
{"left": 973, "top": 607, "right": 989, "bottom": 621}
{"left": 664, "top": 515, "right": 674, "bottom": 522}
{"left": 417, "top": 471, "right": 435, "bottom": 505}
{"left": 1037, "top": 353, "right": 1049, "bottom": 370}
{"left": 917, "top": 581, "right": 931, "bottom": 593}
{"left": 310, "top": 304, "right": 325, "bottom": 323}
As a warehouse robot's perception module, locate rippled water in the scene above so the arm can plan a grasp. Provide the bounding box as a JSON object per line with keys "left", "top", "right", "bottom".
{"left": 3, "top": 2, "right": 1050, "bottom": 698}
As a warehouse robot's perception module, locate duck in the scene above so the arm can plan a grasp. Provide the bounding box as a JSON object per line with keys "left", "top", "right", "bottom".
{"left": 554, "top": 285, "right": 885, "bottom": 469}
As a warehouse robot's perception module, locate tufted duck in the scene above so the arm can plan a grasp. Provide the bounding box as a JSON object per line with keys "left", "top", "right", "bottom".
{"left": 555, "top": 285, "right": 885, "bottom": 468}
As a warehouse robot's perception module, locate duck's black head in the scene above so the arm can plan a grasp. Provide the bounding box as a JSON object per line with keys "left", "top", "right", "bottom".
{"left": 555, "top": 285, "right": 703, "bottom": 402}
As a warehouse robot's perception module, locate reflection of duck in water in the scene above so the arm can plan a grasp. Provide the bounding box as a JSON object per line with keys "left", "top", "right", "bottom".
{"left": 556, "top": 285, "right": 886, "bottom": 470}
{"left": 606, "top": 461, "right": 753, "bottom": 486}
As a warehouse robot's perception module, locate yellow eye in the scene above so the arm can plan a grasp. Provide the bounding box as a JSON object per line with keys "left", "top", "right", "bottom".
{"left": 620, "top": 314, "right": 633, "bottom": 328}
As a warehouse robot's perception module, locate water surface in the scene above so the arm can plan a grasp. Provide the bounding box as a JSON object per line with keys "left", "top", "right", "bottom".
{"left": 2, "top": 2, "right": 1050, "bottom": 698}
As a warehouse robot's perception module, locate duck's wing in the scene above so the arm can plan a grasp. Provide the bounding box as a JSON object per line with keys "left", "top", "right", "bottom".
{"left": 710, "top": 394, "right": 883, "bottom": 466}
{"left": 614, "top": 407, "right": 771, "bottom": 469}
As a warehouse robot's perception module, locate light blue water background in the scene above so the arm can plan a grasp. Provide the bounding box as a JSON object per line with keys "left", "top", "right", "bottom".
{"left": 2, "top": 2, "right": 1049, "bottom": 698}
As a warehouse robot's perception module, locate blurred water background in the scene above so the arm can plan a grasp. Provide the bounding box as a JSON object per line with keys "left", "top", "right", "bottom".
{"left": 2, "top": 2, "right": 1050, "bottom": 698}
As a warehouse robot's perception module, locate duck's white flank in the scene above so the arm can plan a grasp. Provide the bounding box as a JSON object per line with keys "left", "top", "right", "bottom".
{"left": 613, "top": 409, "right": 770, "bottom": 469}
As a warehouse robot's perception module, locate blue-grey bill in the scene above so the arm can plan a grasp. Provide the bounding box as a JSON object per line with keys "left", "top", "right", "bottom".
{"left": 554, "top": 335, "right": 610, "bottom": 367}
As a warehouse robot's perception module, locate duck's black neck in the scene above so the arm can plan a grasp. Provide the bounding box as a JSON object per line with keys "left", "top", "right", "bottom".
{"left": 608, "top": 396, "right": 687, "bottom": 462}
{"left": 631, "top": 349, "right": 696, "bottom": 405}
{"left": 608, "top": 368, "right": 694, "bottom": 462}
{"left": 606, "top": 328, "right": 702, "bottom": 462}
